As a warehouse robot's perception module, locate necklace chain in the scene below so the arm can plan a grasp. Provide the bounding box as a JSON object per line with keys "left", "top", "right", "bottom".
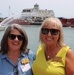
{"left": 46, "top": 52, "right": 57, "bottom": 59}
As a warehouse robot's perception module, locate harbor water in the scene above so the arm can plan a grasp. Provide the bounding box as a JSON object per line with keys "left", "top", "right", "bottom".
{"left": 0, "top": 25, "right": 74, "bottom": 52}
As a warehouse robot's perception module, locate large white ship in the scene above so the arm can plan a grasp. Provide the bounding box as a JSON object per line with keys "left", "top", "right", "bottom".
{"left": 21, "top": 3, "right": 55, "bottom": 25}
{"left": 0, "top": 4, "right": 55, "bottom": 25}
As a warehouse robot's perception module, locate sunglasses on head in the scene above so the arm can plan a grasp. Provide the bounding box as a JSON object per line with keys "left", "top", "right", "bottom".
{"left": 41, "top": 28, "right": 60, "bottom": 35}
{"left": 8, "top": 34, "right": 24, "bottom": 41}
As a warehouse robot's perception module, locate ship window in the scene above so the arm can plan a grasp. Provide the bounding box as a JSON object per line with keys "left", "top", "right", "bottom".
{"left": 22, "top": 10, "right": 31, "bottom": 12}
{"left": 22, "top": 10, "right": 26, "bottom": 12}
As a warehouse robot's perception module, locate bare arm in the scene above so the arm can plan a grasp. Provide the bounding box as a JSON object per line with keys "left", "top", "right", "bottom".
{"left": 65, "top": 48, "right": 74, "bottom": 75}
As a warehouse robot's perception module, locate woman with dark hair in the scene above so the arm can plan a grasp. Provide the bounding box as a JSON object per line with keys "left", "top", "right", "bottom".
{"left": 32, "top": 17, "right": 74, "bottom": 75}
{"left": 0, "top": 24, "right": 35, "bottom": 75}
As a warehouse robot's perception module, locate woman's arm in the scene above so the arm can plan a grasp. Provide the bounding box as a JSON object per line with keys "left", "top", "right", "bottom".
{"left": 65, "top": 48, "right": 74, "bottom": 75}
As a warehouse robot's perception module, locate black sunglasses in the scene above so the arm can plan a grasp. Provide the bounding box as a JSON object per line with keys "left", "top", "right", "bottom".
{"left": 8, "top": 34, "right": 24, "bottom": 41}
{"left": 41, "top": 28, "right": 60, "bottom": 35}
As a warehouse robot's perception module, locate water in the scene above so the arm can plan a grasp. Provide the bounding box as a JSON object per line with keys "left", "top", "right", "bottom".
{"left": 0, "top": 25, "right": 74, "bottom": 52}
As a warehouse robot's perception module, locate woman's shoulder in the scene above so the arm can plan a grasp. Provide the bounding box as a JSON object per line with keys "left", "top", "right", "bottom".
{"left": 66, "top": 48, "right": 74, "bottom": 58}
{"left": 23, "top": 49, "right": 36, "bottom": 60}
{"left": 28, "top": 49, "right": 36, "bottom": 59}
{"left": 0, "top": 52, "right": 4, "bottom": 61}
{"left": 0, "top": 52, "right": 3, "bottom": 57}
{"left": 28, "top": 49, "right": 34, "bottom": 54}
{"left": 61, "top": 45, "right": 70, "bottom": 52}
{"left": 24, "top": 49, "right": 35, "bottom": 54}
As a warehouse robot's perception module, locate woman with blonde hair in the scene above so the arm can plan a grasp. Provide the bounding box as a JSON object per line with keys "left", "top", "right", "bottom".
{"left": 32, "top": 17, "right": 74, "bottom": 75}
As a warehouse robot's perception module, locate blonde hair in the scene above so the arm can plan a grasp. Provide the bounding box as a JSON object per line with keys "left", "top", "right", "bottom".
{"left": 39, "top": 17, "right": 66, "bottom": 47}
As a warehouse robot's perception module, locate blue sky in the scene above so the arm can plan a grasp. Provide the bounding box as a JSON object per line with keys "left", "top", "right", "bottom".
{"left": 0, "top": 0, "right": 74, "bottom": 18}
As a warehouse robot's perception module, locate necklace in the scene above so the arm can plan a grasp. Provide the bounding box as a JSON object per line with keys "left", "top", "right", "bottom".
{"left": 47, "top": 55, "right": 50, "bottom": 58}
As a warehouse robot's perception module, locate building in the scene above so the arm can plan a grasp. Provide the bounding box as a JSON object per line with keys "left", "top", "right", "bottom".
{"left": 21, "top": 3, "right": 55, "bottom": 21}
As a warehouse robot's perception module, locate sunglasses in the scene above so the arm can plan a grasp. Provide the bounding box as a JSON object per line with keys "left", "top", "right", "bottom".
{"left": 8, "top": 34, "right": 24, "bottom": 41}
{"left": 41, "top": 28, "right": 60, "bottom": 35}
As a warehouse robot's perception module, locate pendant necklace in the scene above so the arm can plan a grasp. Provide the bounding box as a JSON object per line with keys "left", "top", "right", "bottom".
{"left": 45, "top": 50, "right": 50, "bottom": 59}
{"left": 47, "top": 55, "right": 50, "bottom": 58}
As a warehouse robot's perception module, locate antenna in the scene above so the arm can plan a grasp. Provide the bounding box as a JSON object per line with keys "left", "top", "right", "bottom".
{"left": 9, "top": 5, "right": 10, "bottom": 17}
